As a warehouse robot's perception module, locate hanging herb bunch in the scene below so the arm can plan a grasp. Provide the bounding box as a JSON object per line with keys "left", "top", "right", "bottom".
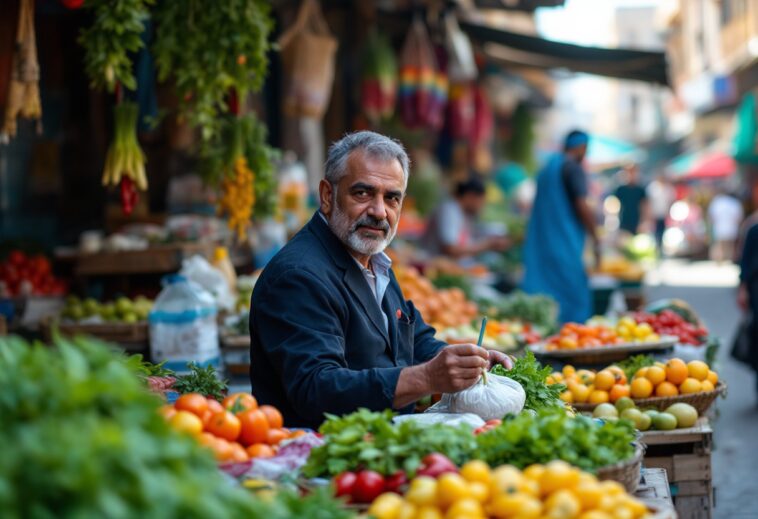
{"left": 152, "top": 0, "right": 277, "bottom": 240}
{"left": 79, "top": 0, "right": 153, "bottom": 215}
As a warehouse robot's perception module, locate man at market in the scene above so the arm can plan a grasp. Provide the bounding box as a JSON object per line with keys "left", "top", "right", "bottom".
{"left": 249, "top": 131, "right": 512, "bottom": 429}
{"left": 522, "top": 129, "right": 600, "bottom": 324}
{"left": 421, "top": 175, "right": 511, "bottom": 261}
{"left": 613, "top": 163, "right": 648, "bottom": 235}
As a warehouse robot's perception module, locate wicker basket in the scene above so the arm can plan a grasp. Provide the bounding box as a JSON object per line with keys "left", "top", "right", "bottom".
{"left": 596, "top": 442, "right": 644, "bottom": 493}
{"left": 573, "top": 381, "right": 726, "bottom": 415}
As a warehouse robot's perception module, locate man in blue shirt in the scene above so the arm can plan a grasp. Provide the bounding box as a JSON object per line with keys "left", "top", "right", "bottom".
{"left": 250, "top": 131, "right": 511, "bottom": 428}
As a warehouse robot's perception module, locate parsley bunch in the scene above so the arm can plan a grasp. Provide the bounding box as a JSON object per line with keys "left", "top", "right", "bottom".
{"left": 491, "top": 351, "right": 565, "bottom": 411}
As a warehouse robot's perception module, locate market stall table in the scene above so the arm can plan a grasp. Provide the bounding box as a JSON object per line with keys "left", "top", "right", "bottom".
{"left": 634, "top": 468, "right": 676, "bottom": 517}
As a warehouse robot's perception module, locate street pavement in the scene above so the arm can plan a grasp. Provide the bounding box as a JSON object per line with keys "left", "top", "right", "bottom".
{"left": 646, "top": 260, "right": 758, "bottom": 519}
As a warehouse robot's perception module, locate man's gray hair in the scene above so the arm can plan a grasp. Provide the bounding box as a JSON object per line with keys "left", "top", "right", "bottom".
{"left": 324, "top": 131, "right": 410, "bottom": 186}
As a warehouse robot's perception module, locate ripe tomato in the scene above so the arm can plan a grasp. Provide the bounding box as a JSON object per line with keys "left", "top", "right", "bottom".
{"left": 228, "top": 442, "right": 249, "bottom": 463}
{"left": 202, "top": 398, "right": 225, "bottom": 426}
{"left": 259, "top": 404, "right": 283, "bottom": 429}
{"left": 237, "top": 409, "right": 270, "bottom": 446}
{"left": 157, "top": 404, "right": 177, "bottom": 420}
{"left": 266, "top": 428, "right": 288, "bottom": 446}
{"left": 222, "top": 393, "right": 258, "bottom": 413}
{"left": 175, "top": 393, "right": 209, "bottom": 417}
{"left": 334, "top": 471, "right": 357, "bottom": 498}
{"left": 246, "top": 443, "right": 275, "bottom": 458}
{"left": 212, "top": 438, "right": 235, "bottom": 462}
{"left": 169, "top": 410, "right": 204, "bottom": 436}
{"left": 205, "top": 410, "right": 242, "bottom": 442}
{"left": 352, "top": 470, "right": 386, "bottom": 503}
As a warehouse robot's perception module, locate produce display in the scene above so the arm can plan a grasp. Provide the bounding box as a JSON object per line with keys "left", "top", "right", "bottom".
{"left": 596, "top": 256, "right": 645, "bottom": 281}
{"left": 435, "top": 319, "right": 540, "bottom": 352}
{"left": 545, "top": 317, "right": 661, "bottom": 351}
{"left": 367, "top": 459, "right": 653, "bottom": 519}
{"left": 629, "top": 310, "right": 708, "bottom": 346}
{"left": 550, "top": 358, "right": 719, "bottom": 405}
{"left": 592, "top": 399, "right": 700, "bottom": 431}
{"left": 60, "top": 295, "right": 153, "bottom": 323}
{"left": 474, "top": 409, "right": 637, "bottom": 473}
{"left": 161, "top": 391, "right": 303, "bottom": 463}
{"left": 395, "top": 266, "right": 478, "bottom": 329}
{"left": 483, "top": 291, "right": 558, "bottom": 333}
{"left": 0, "top": 335, "right": 300, "bottom": 517}
{"left": 0, "top": 251, "right": 67, "bottom": 297}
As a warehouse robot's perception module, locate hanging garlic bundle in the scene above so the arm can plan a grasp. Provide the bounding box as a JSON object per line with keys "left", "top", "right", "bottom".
{"left": 1, "top": 0, "right": 42, "bottom": 140}
{"left": 218, "top": 156, "right": 256, "bottom": 241}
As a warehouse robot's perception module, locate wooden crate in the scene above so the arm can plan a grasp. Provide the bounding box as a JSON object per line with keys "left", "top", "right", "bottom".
{"left": 642, "top": 418, "right": 713, "bottom": 519}
{"left": 73, "top": 243, "right": 213, "bottom": 276}
{"left": 635, "top": 468, "right": 676, "bottom": 518}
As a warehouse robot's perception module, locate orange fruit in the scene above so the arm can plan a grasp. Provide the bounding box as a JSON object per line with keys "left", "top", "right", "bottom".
{"left": 607, "top": 366, "right": 628, "bottom": 385}
{"left": 609, "top": 384, "right": 631, "bottom": 403}
{"left": 222, "top": 393, "right": 258, "bottom": 413}
{"left": 679, "top": 377, "right": 703, "bottom": 394}
{"left": 175, "top": 393, "right": 209, "bottom": 417}
{"left": 211, "top": 438, "right": 235, "bottom": 462}
{"left": 247, "top": 443, "right": 275, "bottom": 458}
{"left": 266, "top": 428, "right": 289, "bottom": 446}
{"left": 665, "top": 359, "right": 688, "bottom": 385}
{"left": 229, "top": 442, "right": 249, "bottom": 463}
{"left": 687, "top": 360, "right": 709, "bottom": 381}
{"left": 259, "top": 405, "right": 284, "bottom": 429}
{"left": 569, "top": 382, "right": 591, "bottom": 403}
{"left": 237, "top": 409, "right": 270, "bottom": 446}
{"left": 205, "top": 410, "right": 242, "bottom": 442}
{"left": 634, "top": 367, "right": 649, "bottom": 379}
{"left": 701, "top": 380, "right": 715, "bottom": 392}
{"left": 560, "top": 390, "right": 574, "bottom": 403}
{"left": 630, "top": 377, "right": 653, "bottom": 398}
{"left": 169, "top": 410, "right": 204, "bottom": 436}
{"left": 158, "top": 404, "right": 177, "bottom": 420}
{"left": 576, "top": 369, "right": 595, "bottom": 385}
{"left": 594, "top": 370, "right": 615, "bottom": 391}
{"left": 707, "top": 370, "right": 719, "bottom": 385}
{"left": 655, "top": 381, "right": 678, "bottom": 397}
{"left": 645, "top": 366, "right": 666, "bottom": 386}
{"left": 589, "top": 390, "right": 610, "bottom": 404}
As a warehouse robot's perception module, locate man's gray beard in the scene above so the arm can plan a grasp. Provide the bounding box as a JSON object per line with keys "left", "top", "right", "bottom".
{"left": 329, "top": 199, "right": 397, "bottom": 257}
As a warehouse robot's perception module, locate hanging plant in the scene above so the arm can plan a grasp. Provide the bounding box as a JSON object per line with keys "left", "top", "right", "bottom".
{"left": 152, "top": 0, "right": 273, "bottom": 142}
{"left": 79, "top": 0, "right": 153, "bottom": 93}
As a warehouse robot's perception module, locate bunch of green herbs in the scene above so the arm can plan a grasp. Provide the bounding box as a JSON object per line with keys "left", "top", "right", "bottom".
{"left": 491, "top": 351, "right": 565, "bottom": 412}
{"left": 172, "top": 362, "right": 228, "bottom": 401}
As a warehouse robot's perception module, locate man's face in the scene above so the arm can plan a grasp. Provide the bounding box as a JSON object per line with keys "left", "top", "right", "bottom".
{"left": 459, "top": 192, "right": 486, "bottom": 217}
{"left": 320, "top": 150, "right": 405, "bottom": 257}
{"left": 575, "top": 143, "right": 588, "bottom": 163}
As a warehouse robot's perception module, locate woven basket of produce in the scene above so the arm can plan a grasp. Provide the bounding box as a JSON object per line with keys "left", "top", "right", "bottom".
{"left": 596, "top": 442, "right": 644, "bottom": 493}
{"left": 572, "top": 381, "right": 726, "bottom": 415}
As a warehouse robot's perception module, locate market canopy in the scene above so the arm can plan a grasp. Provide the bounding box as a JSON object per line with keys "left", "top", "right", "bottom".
{"left": 459, "top": 20, "right": 670, "bottom": 86}
{"left": 666, "top": 145, "right": 737, "bottom": 180}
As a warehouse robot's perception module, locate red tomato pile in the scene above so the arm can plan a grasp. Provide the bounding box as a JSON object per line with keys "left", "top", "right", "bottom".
{"left": 0, "top": 251, "right": 67, "bottom": 297}
{"left": 160, "top": 392, "right": 305, "bottom": 464}
{"left": 631, "top": 310, "right": 708, "bottom": 345}
{"left": 473, "top": 419, "right": 502, "bottom": 435}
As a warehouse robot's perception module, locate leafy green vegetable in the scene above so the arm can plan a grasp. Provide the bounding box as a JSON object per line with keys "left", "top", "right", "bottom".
{"left": 303, "top": 409, "right": 477, "bottom": 478}
{"left": 172, "top": 362, "right": 228, "bottom": 401}
{"left": 614, "top": 354, "right": 655, "bottom": 382}
{"left": 474, "top": 408, "right": 636, "bottom": 472}
{"left": 0, "top": 335, "right": 275, "bottom": 517}
{"left": 485, "top": 291, "right": 558, "bottom": 332}
{"left": 491, "top": 351, "right": 565, "bottom": 411}
{"left": 127, "top": 353, "right": 174, "bottom": 377}
{"left": 79, "top": 0, "right": 154, "bottom": 92}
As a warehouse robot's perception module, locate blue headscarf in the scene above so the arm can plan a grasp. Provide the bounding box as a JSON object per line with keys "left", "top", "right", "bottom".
{"left": 565, "top": 131, "right": 589, "bottom": 150}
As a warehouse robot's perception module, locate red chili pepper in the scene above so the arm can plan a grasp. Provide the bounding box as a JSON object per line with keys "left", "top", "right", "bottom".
{"left": 120, "top": 177, "right": 139, "bottom": 215}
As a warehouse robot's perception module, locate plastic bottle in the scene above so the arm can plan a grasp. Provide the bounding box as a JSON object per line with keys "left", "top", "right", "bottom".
{"left": 148, "top": 275, "right": 219, "bottom": 374}
{"left": 212, "top": 246, "right": 237, "bottom": 293}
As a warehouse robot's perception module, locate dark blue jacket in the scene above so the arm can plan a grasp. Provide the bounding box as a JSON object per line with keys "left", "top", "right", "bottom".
{"left": 249, "top": 212, "right": 445, "bottom": 429}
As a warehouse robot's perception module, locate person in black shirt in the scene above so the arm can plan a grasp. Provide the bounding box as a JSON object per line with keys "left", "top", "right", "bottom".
{"left": 614, "top": 163, "right": 648, "bottom": 235}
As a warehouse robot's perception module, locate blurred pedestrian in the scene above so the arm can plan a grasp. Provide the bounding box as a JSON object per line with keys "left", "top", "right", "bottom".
{"left": 737, "top": 213, "right": 758, "bottom": 395}
{"left": 708, "top": 189, "right": 743, "bottom": 263}
{"left": 522, "top": 130, "right": 600, "bottom": 323}
{"left": 614, "top": 163, "right": 648, "bottom": 235}
{"left": 421, "top": 176, "right": 510, "bottom": 260}
{"left": 646, "top": 174, "right": 675, "bottom": 254}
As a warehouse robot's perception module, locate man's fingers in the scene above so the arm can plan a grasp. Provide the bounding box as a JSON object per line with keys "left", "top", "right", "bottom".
{"left": 455, "top": 355, "right": 490, "bottom": 369}
{"left": 452, "top": 367, "right": 485, "bottom": 380}
{"left": 447, "top": 343, "right": 489, "bottom": 359}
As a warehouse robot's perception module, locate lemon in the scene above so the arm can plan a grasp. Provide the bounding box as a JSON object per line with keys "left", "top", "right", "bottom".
{"left": 460, "top": 460, "right": 492, "bottom": 485}
{"left": 445, "top": 498, "right": 483, "bottom": 518}
{"left": 407, "top": 477, "right": 438, "bottom": 507}
{"left": 544, "top": 489, "right": 581, "bottom": 518}
{"left": 436, "top": 473, "right": 471, "bottom": 509}
{"left": 367, "top": 493, "right": 404, "bottom": 519}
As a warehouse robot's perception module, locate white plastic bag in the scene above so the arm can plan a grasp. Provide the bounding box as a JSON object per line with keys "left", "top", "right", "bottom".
{"left": 393, "top": 412, "right": 485, "bottom": 430}
{"left": 428, "top": 373, "right": 526, "bottom": 421}
{"left": 179, "top": 255, "right": 235, "bottom": 311}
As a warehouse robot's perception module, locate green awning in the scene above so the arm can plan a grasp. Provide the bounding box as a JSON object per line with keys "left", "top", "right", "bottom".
{"left": 734, "top": 93, "right": 758, "bottom": 164}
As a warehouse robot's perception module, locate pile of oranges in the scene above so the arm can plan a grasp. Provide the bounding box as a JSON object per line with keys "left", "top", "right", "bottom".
{"left": 546, "top": 323, "right": 622, "bottom": 351}
{"left": 160, "top": 392, "right": 304, "bottom": 463}
{"left": 549, "top": 359, "right": 719, "bottom": 405}
{"left": 629, "top": 359, "right": 718, "bottom": 399}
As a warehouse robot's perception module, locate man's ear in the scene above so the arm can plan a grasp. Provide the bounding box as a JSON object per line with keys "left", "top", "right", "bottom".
{"left": 319, "top": 180, "right": 333, "bottom": 216}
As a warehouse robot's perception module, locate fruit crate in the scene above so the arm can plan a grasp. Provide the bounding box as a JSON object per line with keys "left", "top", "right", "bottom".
{"left": 634, "top": 468, "right": 675, "bottom": 517}
{"left": 642, "top": 417, "right": 713, "bottom": 519}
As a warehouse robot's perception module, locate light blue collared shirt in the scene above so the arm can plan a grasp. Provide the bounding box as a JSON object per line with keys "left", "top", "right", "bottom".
{"left": 319, "top": 212, "right": 392, "bottom": 331}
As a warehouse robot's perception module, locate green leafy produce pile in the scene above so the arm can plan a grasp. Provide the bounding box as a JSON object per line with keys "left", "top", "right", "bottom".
{"left": 485, "top": 291, "right": 558, "bottom": 332}
{"left": 474, "top": 408, "right": 637, "bottom": 473}
{"left": 172, "top": 362, "right": 228, "bottom": 401}
{"left": 491, "top": 352, "right": 565, "bottom": 412}
{"left": 302, "top": 409, "right": 477, "bottom": 478}
{"left": 0, "top": 335, "right": 323, "bottom": 517}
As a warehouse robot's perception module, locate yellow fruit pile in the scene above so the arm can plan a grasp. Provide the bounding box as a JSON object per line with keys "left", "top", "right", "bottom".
{"left": 395, "top": 266, "right": 479, "bottom": 329}
{"left": 218, "top": 156, "right": 255, "bottom": 241}
{"left": 615, "top": 316, "right": 659, "bottom": 343}
{"left": 630, "top": 359, "right": 718, "bottom": 398}
{"left": 368, "top": 460, "right": 653, "bottom": 519}
{"left": 549, "top": 359, "right": 719, "bottom": 405}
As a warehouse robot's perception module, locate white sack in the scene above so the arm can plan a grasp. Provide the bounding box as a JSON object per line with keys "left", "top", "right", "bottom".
{"left": 393, "top": 412, "right": 485, "bottom": 429}
{"left": 428, "top": 373, "right": 526, "bottom": 421}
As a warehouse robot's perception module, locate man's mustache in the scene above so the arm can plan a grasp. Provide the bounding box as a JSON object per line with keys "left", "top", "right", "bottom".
{"left": 351, "top": 216, "right": 390, "bottom": 235}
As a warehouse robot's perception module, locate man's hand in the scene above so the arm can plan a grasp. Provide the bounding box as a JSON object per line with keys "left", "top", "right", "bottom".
{"left": 423, "top": 344, "right": 490, "bottom": 393}
{"left": 487, "top": 350, "right": 514, "bottom": 370}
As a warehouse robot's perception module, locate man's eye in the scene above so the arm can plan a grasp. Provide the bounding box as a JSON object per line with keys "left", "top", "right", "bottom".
{"left": 354, "top": 190, "right": 368, "bottom": 197}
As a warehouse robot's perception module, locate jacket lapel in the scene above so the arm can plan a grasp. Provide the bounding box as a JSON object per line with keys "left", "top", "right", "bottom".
{"left": 382, "top": 292, "right": 399, "bottom": 362}
{"left": 307, "top": 212, "right": 391, "bottom": 349}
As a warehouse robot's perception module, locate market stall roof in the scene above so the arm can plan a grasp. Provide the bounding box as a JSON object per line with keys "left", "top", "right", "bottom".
{"left": 666, "top": 144, "right": 737, "bottom": 180}
{"left": 586, "top": 135, "right": 646, "bottom": 169}
{"left": 459, "top": 20, "right": 670, "bottom": 86}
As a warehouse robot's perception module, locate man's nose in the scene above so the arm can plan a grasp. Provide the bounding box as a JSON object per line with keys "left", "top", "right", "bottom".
{"left": 366, "top": 195, "right": 387, "bottom": 220}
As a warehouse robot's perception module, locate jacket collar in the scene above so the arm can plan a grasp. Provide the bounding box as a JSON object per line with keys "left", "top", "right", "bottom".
{"left": 307, "top": 211, "right": 352, "bottom": 270}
